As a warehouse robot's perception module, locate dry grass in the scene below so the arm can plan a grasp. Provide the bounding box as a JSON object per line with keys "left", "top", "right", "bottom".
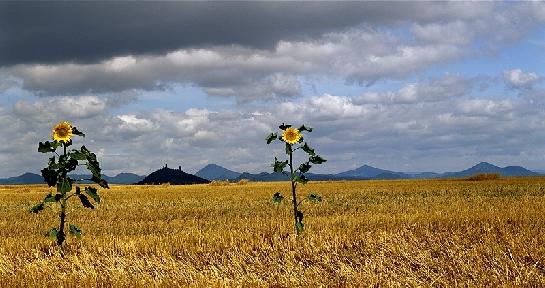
{"left": 208, "top": 180, "right": 231, "bottom": 186}
{"left": 237, "top": 179, "right": 250, "bottom": 185}
{"left": 1, "top": 177, "right": 545, "bottom": 286}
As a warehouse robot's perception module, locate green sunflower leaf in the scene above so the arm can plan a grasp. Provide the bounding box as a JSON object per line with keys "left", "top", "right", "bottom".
{"left": 294, "top": 174, "right": 309, "bottom": 184}
{"left": 298, "top": 125, "right": 313, "bottom": 132}
{"left": 298, "top": 162, "right": 312, "bottom": 173}
{"left": 85, "top": 186, "right": 100, "bottom": 204}
{"left": 38, "top": 141, "right": 56, "bottom": 153}
{"left": 91, "top": 175, "right": 109, "bottom": 189}
{"left": 272, "top": 192, "right": 284, "bottom": 204}
{"left": 296, "top": 222, "right": 305, "bottom": 233}
{"left": 48, "top": 228, "right": 59, "bottom": 240}
{"left": 81, "top": 146, "right": 97, "bottom": 162}
{"left": 308, "top": 193, "right": 322, "bottom": 203}
{"left": 43, "top": 194, "right": 58, "bottom": 203}
{"left": 279, "top": 123, "right": 291, "bottom": 130}
{"left": 71, "top": 127, "right": 85, "bottom": 137}
{"left": 273, "top": 157, "right": 288, "bottom": 173}
{"left": 41, "top": 168, "right": 57, "bottom": 187}
{"left": 301, "top": 142, "right": 315, "bottom": 156}
{"left": 47, "top": 156, "right": 59, "bottom": 170}
{"left": 69, "top": 224, "right": 82, "bottom": 239}
{"left": 30, "top": 203, "right": 45, "bottom": 214}
{"left": 296, "top": 210, "right": 304, "bottom": 222}
{"left": 86, "top": 160, "right": 101, "bottom": 179}
{"left": 78, "top": 194, "right": 94, "bottom": 209}
{"left": 266, "top": 132, "right": 278, "bottom": 144}
{"left": 309, "top": 155, "right": 327, "bottom": 164}
{"left": 69, "top": 150, "right": 87, "bottom": 161}
{"left": 79, "top": 146, "right": 91, "bottom": 157}
{"left": 57, "top": 178, "right": 72, "bottom": 195}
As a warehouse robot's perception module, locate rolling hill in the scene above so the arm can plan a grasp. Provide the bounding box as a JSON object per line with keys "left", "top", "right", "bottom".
{"left": 0, "top": 172, "right": 44, "bottom": 184}
{"left": 137, "top": 166, "right": 209, "bottom": 185}
{"left": 1, "top": 162, "right": 541, "bottom": 184}
{"left": 336, "top": 164, "right": 399, "bottom": 178}
{"left": 441, "top": 162, "right": 539, "bottom": 178}
{"left": 0, "top": 172, "right": 144, "bottom": 185}
{"left": 195, "top": 164, "right": 241, "bottom": 180}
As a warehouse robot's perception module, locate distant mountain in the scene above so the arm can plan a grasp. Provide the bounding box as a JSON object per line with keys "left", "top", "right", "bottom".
{"left": 137, "top": 166, "right": 209, "bottom": 185}
{"left": 195, "top": 164, "right": 241, "bottom": 180}
{"left": 501, "top": 166, "right": 541, "bottom": 176}
{"left": 306, "top": 173, "right": 346, "bottom": 181}
{"left": 2, "top": 162, "right": 540, "bottom": 185}
{"left": 443, "top": 162, "right": 499, "bottom": 178}
{"left": 231, "top": 172, "right": 342, "bottom": 182}
{"left": 372, "top": 172, "right": 406, "bottom": 180}
{"left": 233, "top": 171, "right": 341, "bottom": 182}
{"left": 0, "top": 172, "right": 44, "bottom": 184}
{"left": 336, "top": 164, "right": 390, "bottom": 178}
{"left": 71, "top": 173, "right": 144, "bottom": 184}
{"left": 442, "top": 162, "right": 539, "bottom": 178}
{"left": 234, "top": 172, "right": 287, "bottom": 182}
{"left": 406, "top": 172, "right": 441, "bottom": 179}
{"left": 335, "top": 164, "right": 410, "bottom": 178}
{"left": 0, "top": 172, "right": 145, "bottom": 185}
{"left": 108, "top": 173, "right": 145, "bottom": 184}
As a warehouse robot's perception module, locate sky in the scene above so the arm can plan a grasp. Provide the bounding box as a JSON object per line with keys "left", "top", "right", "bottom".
{"left": 1, "top": 1, "right": 545, "bottom": 177}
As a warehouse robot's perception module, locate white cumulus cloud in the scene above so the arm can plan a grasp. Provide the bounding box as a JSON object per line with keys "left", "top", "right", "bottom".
{"left": 503, "top": 69, "right": 540, "bottom": 89}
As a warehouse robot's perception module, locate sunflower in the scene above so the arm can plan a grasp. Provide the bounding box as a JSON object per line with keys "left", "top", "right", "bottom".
{"left": 52, "top": 121, "right": 73, "bottom": 142}
{"left": 282, "top": 127, "right": 302, "bottom": 144}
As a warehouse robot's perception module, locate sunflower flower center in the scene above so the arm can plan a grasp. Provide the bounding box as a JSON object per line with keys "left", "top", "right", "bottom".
{"left": 285, "top": 131, "right": 296, "bottom": 140}
{"left": 57, "top": 128, "right": 68, "bottom": 137}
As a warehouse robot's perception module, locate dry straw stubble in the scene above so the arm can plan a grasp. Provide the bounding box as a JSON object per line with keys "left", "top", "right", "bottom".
{"left": 0, "top": 177, "right": 544, "bottom": 286}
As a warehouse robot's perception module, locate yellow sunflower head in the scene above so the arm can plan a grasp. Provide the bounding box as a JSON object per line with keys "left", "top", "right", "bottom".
{"left": 52, "top": 121, "right": 73, "bottom": 142}
{"left": 282, "top": 127, "right": 302, "bottom": 145}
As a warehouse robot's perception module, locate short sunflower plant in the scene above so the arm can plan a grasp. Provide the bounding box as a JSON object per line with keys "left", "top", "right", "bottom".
{"left": 31, "top": 121, "right": 109, "bottom": 248}
{"left": 266, "top": 123, "right": 326, "bottom": 235}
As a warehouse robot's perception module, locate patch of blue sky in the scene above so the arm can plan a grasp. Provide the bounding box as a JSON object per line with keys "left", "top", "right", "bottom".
{"left": 300, "top": 75, "right": 408, "bottom": 99}
{"left": 430, "top": 26, "right": 545, "bottom": 77}
{"left": 0, "top": 85, "right": 36, "bottom": 108}
{"left": 110, "top": 84, "right": 236, "bottom": 114}
{"left": 418, "top": 41, "right": 545, "bottom": 100}
{"left": 388, "top": 24, "right": 415, "bottom": 43}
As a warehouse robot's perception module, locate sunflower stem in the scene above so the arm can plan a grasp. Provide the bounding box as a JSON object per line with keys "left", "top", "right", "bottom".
{"left": 288, "top": 144, "right": 300, "bottom": 236}
{"left": 57, "top": 197, "right": 67, "bottom": 250}
{"left": 57, "top": 142, "right": 68, "bottom": 252}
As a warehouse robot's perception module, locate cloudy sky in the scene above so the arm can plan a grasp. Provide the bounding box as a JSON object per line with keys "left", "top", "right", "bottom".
{"left": 1, "top": 1, "right": 545, "bottom": 177}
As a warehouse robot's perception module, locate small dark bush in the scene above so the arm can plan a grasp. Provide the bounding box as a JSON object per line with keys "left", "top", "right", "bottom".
{"left": 466, "top": 173, "right": 500, "bottom": 181}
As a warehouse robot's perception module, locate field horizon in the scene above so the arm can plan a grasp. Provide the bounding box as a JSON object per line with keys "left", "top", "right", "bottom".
{"left": 1, "top": 161, "right": 542, "bottom": 185}
{"left": 1, "top": 177, "right": 544, "bottom": 286}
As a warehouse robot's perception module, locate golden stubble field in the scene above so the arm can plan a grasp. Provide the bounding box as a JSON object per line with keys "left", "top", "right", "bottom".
{"left": 1, "top": 177, "right": 545, "bottom": 287}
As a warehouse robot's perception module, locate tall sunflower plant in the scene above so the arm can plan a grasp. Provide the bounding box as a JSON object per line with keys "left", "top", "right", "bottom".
{"left": 266, "top": 123, "right": 326, "bottom": 235}
{"left": 31, "top": 121, "right": 109, "bottom": 248}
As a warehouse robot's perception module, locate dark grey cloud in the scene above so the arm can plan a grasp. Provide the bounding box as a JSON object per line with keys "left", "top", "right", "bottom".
{"left": 0, "top": 31, "right": 467, "bottom": 98}
{"left": 2, "top": 2, "right": 543, "bottom": 101}
{"left": 0, "top": 1, "right": 494, "bottom": 67}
